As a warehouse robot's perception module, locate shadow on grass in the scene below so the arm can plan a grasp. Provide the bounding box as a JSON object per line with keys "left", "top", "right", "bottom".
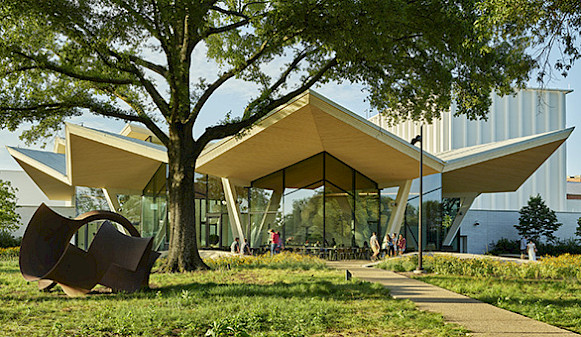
{"left": 3, "top": 277, "right": 390, "bottom": 304}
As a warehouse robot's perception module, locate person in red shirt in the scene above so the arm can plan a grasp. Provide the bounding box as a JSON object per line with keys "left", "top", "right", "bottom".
{"left": 268, "top": 229, "right": 277, "bottom": 256}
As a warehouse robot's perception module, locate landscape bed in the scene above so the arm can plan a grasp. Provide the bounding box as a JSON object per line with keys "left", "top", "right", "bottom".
{"left": 0, "top": 253, "right": 466, "bottom": 336}
{"left": 377, "top": 254, "right": 581, "bottom": 333}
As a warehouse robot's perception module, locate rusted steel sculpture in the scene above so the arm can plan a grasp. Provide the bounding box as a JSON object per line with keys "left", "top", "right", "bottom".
{"left": 19, "top": 203, "right": 159, "bottom": 296}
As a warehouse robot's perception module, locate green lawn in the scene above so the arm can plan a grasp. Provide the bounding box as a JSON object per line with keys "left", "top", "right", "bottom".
{"left": 417, "top": 275, "right": 581, "bottom": 334}
{"left": 0, "top": 255, "right": 466, "bottom": 336}
{"left": 376, "top": 254, "right": 581, "bottom": 334}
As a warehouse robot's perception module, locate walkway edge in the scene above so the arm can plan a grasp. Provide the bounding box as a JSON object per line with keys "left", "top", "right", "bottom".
{"left": 327, "top": 261, "right": 578, "bottom": 336}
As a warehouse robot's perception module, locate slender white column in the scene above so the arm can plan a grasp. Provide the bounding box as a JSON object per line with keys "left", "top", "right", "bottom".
{"left": 221, "top": 178, "right": 245, "bottom": 242}
{"left": 102, "top": 188, "right": 128, "bottom": 235}
{"left": 386, "top": 180, "right": 413, "bottom": 235}
{"left": 442, "top": 193, "right": 479, "bottom": 246}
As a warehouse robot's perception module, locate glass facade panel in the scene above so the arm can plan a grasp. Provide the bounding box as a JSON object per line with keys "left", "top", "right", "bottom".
{"left": 141, "top": 164, "right": 168, "bottom": 250}
{"left": 284, "top": 185, "right": 324, "bottom": 246}
{"left": 324, "top": 182, "right": 353, "bottom": 247}
{"left": 249, "top": 152, "right": 383, "bottom": 249}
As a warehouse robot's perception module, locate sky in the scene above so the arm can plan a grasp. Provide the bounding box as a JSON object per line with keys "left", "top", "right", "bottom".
{"left": 2, "top": 45, "right": 581, "bottom": 176}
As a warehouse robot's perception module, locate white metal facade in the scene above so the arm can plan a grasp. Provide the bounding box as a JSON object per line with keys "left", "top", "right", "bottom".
{"left": 369, "top": 88, "right": 569, "bottom": 211}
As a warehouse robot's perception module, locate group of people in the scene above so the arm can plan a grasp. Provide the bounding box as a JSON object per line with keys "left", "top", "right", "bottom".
{"left": 370, "top": 232, "right": 406, "bottom": 261}
{"left": 230, "top": 237, "right": 251, "bottom": 255}
{"left": 520, "top": 236, "right": 538, "bottom": 261}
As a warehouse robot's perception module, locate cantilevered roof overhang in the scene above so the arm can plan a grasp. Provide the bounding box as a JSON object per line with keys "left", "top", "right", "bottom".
{"left": 64, "top": 123, "right": 167, "bottom": 193}
{"left": 439, "top": 127, "right": 574, "bottom": 197}
{"left": 6, "top": 147, "right": 74, "bottom": 200}
{"left": 196, "top": 91, "right": 444, "bottom": 188}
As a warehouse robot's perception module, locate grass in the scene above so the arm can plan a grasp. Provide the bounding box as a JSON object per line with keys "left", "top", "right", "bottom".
{"left": 0, "top": 253, "right": 466, "bottom": 336}
{"left": 377, "top": 254, "right": 581, "bottom": 334}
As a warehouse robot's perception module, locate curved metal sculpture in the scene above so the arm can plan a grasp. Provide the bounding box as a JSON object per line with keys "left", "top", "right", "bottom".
{"left": 19, "top": 203, "right": 160, "bottom": 296}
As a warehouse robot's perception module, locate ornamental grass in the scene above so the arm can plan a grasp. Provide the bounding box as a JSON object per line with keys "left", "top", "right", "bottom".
{"left": 378, "top": 254, "right": 581, "bottom": 281}
{"left": 205, "top": 252, "right": 328, "bottom": 270}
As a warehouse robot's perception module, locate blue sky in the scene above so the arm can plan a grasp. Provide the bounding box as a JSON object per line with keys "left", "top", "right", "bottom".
{"left": 1, "top": 51, "right": 581, "bottom": 176}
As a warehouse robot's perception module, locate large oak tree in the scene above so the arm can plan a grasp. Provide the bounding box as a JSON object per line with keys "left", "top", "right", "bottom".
{"left": 0, "top": 0, "right": 536, "bottom": 271}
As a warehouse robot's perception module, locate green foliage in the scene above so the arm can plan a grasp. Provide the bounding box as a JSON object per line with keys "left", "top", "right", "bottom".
{"left": 575, "top": 217, "right": 581, "bottom": 240}
{"left": 0, "top": 180, "right": 20, "bottom": 232}
{"left": 489, "top": 238, "right": 521, "bottom": 255}
{"left": 0, "top": 259, "right": 467, "bottom": 337}
{"left": 515, "top": 195, "right": 562, "bottom": 243}
{"left": 378, "top": 254, "right": 581, "bottom": 281}
{"left": 420, "top": 274, "right": 581, "bottom": 333}
{"left": 0, "top": 231, "right": 20, "bottom": 248}
{"left": 490, "top": 238, "right": 581, "bottom": 256}
{"left": 203, "top": 252, "right": 328, "bottom": 271}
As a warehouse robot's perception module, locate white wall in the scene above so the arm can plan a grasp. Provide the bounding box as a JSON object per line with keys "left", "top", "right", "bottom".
{"left": 370, "top": 88, "right": 569, "bottom": 212}
{"left": 460, "top": 209, "right": 581, "bottom": 254}
{"left": 0, "top": 170, "right": 74, "bottom": 237}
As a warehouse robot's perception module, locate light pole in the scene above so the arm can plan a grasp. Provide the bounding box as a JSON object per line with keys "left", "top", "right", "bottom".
{"left": 411, "top": 125, "right": 424, "bottom": 272}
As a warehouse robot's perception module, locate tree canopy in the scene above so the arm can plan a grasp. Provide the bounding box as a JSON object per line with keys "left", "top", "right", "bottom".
{"left": 0, "top": 0, "right": 548, "bottom": 270}
{"left": 515, "top": 194, "right": 562, "bottom": 243}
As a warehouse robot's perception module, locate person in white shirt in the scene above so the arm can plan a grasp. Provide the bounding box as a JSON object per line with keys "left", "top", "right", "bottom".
{"left": 230, "top": 237, "right": 240, "bottom": 254}
{"left": 527, "top": 240, "right": 537, "bottom": 261}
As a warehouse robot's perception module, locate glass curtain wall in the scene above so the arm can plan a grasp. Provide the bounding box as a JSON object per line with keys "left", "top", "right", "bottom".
{"left": 249, "top": 152, "right": 380, "bottom": 249}
{"left": 401, "top": 173, "right": 461, "bottom": 252}
{"left": 142, "top": 164, "right": 168, "bottom": 250}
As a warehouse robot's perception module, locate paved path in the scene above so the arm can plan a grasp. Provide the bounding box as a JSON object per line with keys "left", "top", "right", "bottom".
{"left": 327, "top": 260, "right": 579, "bottom": 336}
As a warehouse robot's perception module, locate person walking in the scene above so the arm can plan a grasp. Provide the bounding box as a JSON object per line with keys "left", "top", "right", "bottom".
{"left": 520, "top": 236, "right": 528, "bottom": 259}
{"left": 527, "top": 240, "right": 537, "bottom": 261}
{"left": 397, "top": 234, "right": 406, "bottom": 255}
{"left": 370, "top": 232, "right": 380, "bottom": 261}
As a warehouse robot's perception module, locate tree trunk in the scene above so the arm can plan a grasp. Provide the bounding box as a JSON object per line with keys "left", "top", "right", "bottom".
{"left": 164, "top": 122, "right": 208, "bottom": 271}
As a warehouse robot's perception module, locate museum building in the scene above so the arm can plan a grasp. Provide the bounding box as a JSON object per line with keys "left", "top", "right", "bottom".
{"left": 7, "top": 90, "right": 573, "bottom": 253}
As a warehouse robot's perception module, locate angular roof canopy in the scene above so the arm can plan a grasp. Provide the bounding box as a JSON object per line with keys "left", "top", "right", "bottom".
{"left": 7, "top": 90, "right": 573, "bottom": 200}
{"left": 196, "top": 91, "right": 444, "bottom": 188}
{"left": 439, "top": 128, "right": 573, "bottom": 197}
{"left": 7, "top": 147, "right": 73, "bottom": 200}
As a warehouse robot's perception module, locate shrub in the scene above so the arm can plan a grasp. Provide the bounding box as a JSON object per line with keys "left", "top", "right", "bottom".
{"left": 489, "top": 238, "right": 581, "bottom": 256}
{"left": 0, "top": 247, "right": 19, "bottom": 260}
{"left": 489, "top": 238, "right": 520, "bottom": 255}
{"left": 377, "top": 254, "right": 581, "bottom": 281}
{"left": 0, "top": 230, "right": 21, "bottom": 248}
{"left": 204, "top": 252, "right": 327, "bottom": 270}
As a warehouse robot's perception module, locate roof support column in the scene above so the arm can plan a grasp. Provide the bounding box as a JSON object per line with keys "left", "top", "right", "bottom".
{"left": 386, "top": 180, "right": 412, "bottom": 235}
{"left": 102, "top": 188, "right": 132, "bottom": 235}
{"left": 221, "top": 178, "right": 245, "bottom": 243}
{"left": 442, "top": 193, "right": 479, "bottom": 246}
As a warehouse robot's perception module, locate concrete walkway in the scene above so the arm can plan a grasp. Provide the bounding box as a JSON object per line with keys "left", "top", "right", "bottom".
{"left": 327, "top": 260, "right": 579, "bottom": 336}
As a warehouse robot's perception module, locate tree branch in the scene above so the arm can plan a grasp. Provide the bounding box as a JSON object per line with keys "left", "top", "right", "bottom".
{"left": 196, "top": 57, "right": 338, "bottom": 147}
{"left": 128, "top": 54, "right": 169, "bottom": 77}
{"left": 188, "top": 39, "right": 271, "bottom": 123}
{"left": 103, "top": 88, "right": 169, "bottom": 145}
{"left": 13, "top": 50, "right": 136, "bottom": 85}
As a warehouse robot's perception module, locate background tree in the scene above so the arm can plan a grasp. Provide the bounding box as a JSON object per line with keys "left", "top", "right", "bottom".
{"left": 575, "top": 217, "right": 581, "bottom": 241}
{"left": 515, "top": 195, "right": 562, "bottom": 243}
{"left": 0, "top": 180, "right": 20, "bottom": 233}
{"left": 0, "top": 0, "right": 537, "bottom": 271}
